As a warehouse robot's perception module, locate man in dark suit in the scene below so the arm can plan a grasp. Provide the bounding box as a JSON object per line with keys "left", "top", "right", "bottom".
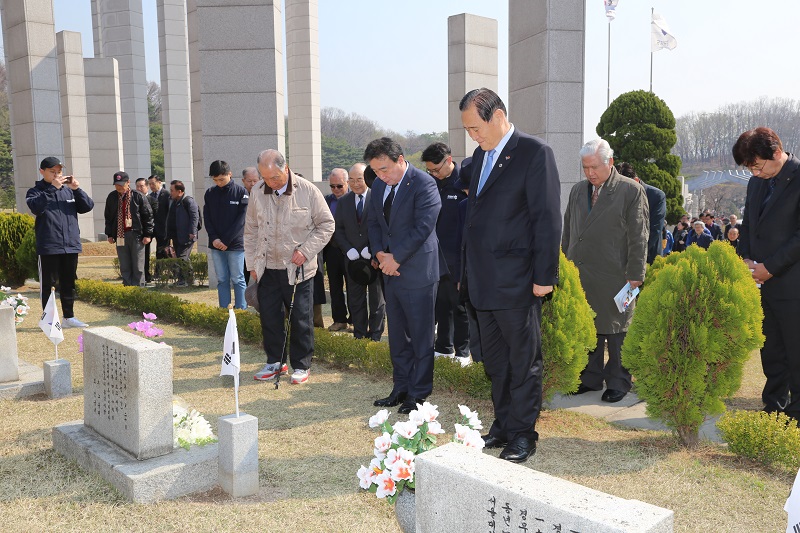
{"left": 421, "top": 142, "right": 469, "bottom": 365}
{"left": 136, "top": 177, "right": 158, "bottom": 283}
{"left": 459, "top": 88, "right": 561, "bottom": 463}
{"left": 701, "top": 211, "right": 724, "bottom": 240}
{"left": 734, "top": 127, "right": 800, "bottom": 421}
{"left": 147, "top": 174, "right": 171, "bottom": 257}
{"left": 334, "top": 162, "right": 385, "bottom": 341}
{"left": 616, "top": 162, "right": 666, "bottom": 264}
{"left": 324, "top": 168, "right": 350, "bottom": 331}
{"left": 366, "top": 137, "right": 441, "bottom": 415}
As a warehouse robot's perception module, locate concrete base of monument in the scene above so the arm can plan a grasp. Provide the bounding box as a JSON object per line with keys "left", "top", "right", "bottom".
{"left": 53, "top": 420, "right": 219, "bottom": 503}
{"left": 0, "top": 359, "right": 45, "bottom": 400}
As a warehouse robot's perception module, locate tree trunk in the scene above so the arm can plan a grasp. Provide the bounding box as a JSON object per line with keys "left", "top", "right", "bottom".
{"left": 677, "top": 425, "right": 700, "bottom": 448}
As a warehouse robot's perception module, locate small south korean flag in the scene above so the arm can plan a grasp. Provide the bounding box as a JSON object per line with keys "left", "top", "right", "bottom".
{"left": 787, "top": 466, "right": 800, "bottom": 533}
{"left": 38, "top": 289, "right": 64, "bottom": 346}
{"left": 220, "top": 308, "right": 240, "bottom": 385}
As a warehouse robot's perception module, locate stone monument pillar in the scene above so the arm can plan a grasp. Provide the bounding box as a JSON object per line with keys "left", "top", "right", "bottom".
{"left": 508, "top": 0, "right": 586, "bottom": 208}
{"left": 56, "top": 30, "right": 95, "bottom": 240}
{"left": 286, "top": 0, "right": 321, "bottom": 181}
{"left": 91, "top": 0, "right": 151, "bottom": 180}
{"left": 447, "top": 14, "right": 498, "bottom": 163}
{"left": 157, "top": 0, "right": 193, "bottom": 185}
{"left": 0, "top": 0, "right": 64, "bottom": 213}
{"left": 84, "top": 57, "right": 124, "bottom": 235}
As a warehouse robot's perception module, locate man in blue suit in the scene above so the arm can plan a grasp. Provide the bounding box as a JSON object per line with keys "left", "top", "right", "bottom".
{"left": 460, "top": 88, "right": 562, "bottom": 463}
{"left": 366, "top": 137, "right": 441, "bottom": 415}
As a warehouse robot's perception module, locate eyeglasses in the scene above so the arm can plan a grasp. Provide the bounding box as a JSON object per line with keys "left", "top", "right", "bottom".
{"left": 330, "top": 184, "right": 345, "bottom": 189}
{"left": 426, "top": 157, "right": 449, "bottom": 176}
{"left": 748, "top": 160, "right": 768, "bottom": 174}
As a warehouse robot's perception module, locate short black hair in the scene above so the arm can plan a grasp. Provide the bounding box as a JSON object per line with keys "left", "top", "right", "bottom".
{"left": 615, "top": 161, "right": 638, "bottom": 180}
{"left": 135, "top": 177, "right": 147, "bottom": 184}
{"left": 209, "top": 160, "right": 231, "bottom": 177}
{"left": 148, "top": 174, "right": 161, "bottom": 182}
{"left": 421, "top": 142, "right": 451, "bottom": 164}
{"left": 364, "top": 137, "right": 404, "bottom": 163}
{"left": 170, "top": 180, "right": 185, "bottom": 193}
{"left": 732, "top": 127, "right": 784, "bottom": 166}
{"left": 458, "top": 88, "right": 507, "bottom": 122}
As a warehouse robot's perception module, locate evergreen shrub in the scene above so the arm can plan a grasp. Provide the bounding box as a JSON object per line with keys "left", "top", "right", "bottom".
{"left": 622, "top": 242, "right": 764, "bottom": 446}
{"left": 717, "top": 410, "right": 800, "bottom": 470}
{"left": 14, "top": 227, "right": 38, "bottom": 281}
{"left": 0, "top": 213, "right": 35, "bottom": 285}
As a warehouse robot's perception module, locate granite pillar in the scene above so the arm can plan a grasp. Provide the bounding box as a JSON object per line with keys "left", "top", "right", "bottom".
{"left": 447, "top": 13, "right": 498, "bottom": 163}
{"left": 0, "top": 0, "right": 64, "bottom": 213}
{"left": 84, "top": 57, "right": 124, "bottom": 236}
{"left": 92, "top": 0, "right": 151, "bottom": 180}
{"left": 56, "top": 30, "right": 95, "bottom": 240}
{"left": 508, "top": 0, "right": 586, "bottom": 209}
{"left": 157, "top": 0, "right": 193, "bottom": 185}
{"left": 286, "top": 0, "right": 321, "bottom": 181}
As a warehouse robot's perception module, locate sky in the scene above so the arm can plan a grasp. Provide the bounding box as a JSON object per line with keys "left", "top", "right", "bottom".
{"left": 16, "top": 0, "right": 800, "bottom": 142}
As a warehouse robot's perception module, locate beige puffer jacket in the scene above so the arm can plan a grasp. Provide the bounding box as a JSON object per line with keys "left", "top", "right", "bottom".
{"left": 244, "top": 172, "right": 334, "bottom": 284}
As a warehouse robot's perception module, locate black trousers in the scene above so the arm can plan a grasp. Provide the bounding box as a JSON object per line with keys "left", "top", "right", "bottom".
{"left": 258, "top": 268, "right": 314, "bottom": 371}
{"left": 465, "top": 301, "right": 482, "bottom": 363}
{"left": 325, "top": 246, "right": 348, "bottom": 323}
{"left": 171, "top": 239, "right": 193, "bottom": 282}
{"left": 434, "top": 275, "right": 469, "bottom": 357}
{"left": 478, "top": 302, "right": 543, "bottom": 442}
{"left": 143, "top": 241, "right": 152, "bottom": 282}
{"left": 580, "top": 333, "right": 631, "bottom": 392}
{"left": 345, "top": 265, "right": 385, "bottom": 340}
{"left": 761, "top": 297, "right": 800, "bottom": 416}
{"left": 38, "top": 253, "right": 79, "bottom": 318}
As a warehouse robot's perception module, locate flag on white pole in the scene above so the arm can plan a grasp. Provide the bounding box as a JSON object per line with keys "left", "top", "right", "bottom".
{"left": 651, "top": 12, "right": 677, "bottom": 52}
{"left": 38, "top": 290, "right": 63, "bottom": 347}
{"left": 220, "top": 308, "right": 241, "bottom": 416}
{"left": 604, "top": 0, "right": 619, "bottom": 21}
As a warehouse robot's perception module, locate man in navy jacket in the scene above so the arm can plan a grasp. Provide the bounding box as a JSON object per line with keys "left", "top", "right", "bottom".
{"left": 167, "top": 179, "right": 200, "bottom": 286}
{"left": 367, "top": 137, "right": 441, "bottom": 415}
{"left": 26, "top": 157, "right": 94, "bottom": 328}
{"left": 204, "top": 160, "right": 249, "bottom": 309}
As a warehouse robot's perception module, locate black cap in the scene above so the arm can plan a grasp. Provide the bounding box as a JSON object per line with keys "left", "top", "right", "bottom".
{"left": 40, "top": 156, "right": 62, "bottom": 169}
{"left": 113, "top": 171, "right": 130, "bottom": 185}
{"left": 347, "top": 258, "right": 379, "bottom": 286}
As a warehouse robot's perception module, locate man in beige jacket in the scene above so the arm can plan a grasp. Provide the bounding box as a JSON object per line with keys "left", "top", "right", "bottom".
{"left": 245, "top": 149, "right": 335, "bottom": 384}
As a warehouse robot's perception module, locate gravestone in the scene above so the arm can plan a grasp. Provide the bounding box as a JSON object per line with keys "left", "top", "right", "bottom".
{"left": 416, "top": 443, "right": 673, "bottom": 533}
{"left": 0, "top": 305, "right": 46, "bottom": 399}
{"left": 53, "top": 326, "right": 218, "bottom": 502}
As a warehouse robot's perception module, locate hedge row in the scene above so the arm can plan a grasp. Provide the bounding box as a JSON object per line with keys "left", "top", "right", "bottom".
{"left": 75, "top": 279, "right": 494, "bottom": 399}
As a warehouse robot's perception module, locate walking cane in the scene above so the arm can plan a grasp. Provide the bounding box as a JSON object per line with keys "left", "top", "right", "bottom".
{"left": 275, "top": 264, "right": 303, "bottom": 389}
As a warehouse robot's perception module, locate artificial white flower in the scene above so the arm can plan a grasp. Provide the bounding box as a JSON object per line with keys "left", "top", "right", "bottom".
{"left": 453, "top": 423, "right": 471, "bottom": 443}
{"left": 369, "top": 409, "right": 390, "bottom": 428}
{"left": 462, "top": 428, "right": 486, "bottom": 450}
{"left": 426, "top": 420, "right": 445, "bottom": 434}
{"left": 389, "top": 459, "right": 414, "bottom": 482}
{"left": 416, "top": 401, "right": 439, "bottom": 423}
{"left": 357, "top": 465, "right": 374, "bottom": 489}
{"left": 375, "top": 471, "right": 396, "bottom": 499}
{"left": 392, "top": 420, "right": 418, "bottom": 440}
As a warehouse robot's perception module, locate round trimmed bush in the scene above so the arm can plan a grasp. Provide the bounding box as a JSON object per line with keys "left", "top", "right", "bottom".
{"left": 0, "top": 213, "right": 35, "bottom": 285}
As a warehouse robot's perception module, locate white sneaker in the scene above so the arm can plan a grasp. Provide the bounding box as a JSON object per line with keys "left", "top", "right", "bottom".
{"left": 253, "top": 363, "right": 288, "bottom": 381}
{"left": 63, "top": 317, "right": 88, "bottom": 328}
{"left": 434, "top": 351, "right": 455, "bottom": 359}
{"left": 290, "top": 368, "right": 309, "bottom": 384}
{"left": 455, "top": 355, "right": 472, "bottom": 368}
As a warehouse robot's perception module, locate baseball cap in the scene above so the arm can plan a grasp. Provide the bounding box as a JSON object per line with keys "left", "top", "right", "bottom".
{"left": 113, "top": 171, "right": 130, "bottom": 185}
{"left": 40, "top": 156, "right": 62, "bottom": 169}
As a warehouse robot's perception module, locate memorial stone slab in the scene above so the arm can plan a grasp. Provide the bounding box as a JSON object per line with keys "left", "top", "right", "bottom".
{"left": 218, "top": 413, "right": 259, "bottom": 497}
{"left": 0, "top": 306, "right": 20, "bottom": 383}
{"left": 416, "top": 443, "right": 673, "bottom": 533}
{"left": 82, "top": 327, "right": 173, "bottom": 460}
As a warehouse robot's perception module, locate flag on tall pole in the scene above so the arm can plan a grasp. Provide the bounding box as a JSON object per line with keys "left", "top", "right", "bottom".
{"left": 220, "top": 306, "right": 241, "bottom": 417}
{"left": 38, "top": 288, "right": 63, "bottom": 359}
{"left": 604, "top": 0, "right": 619, "bottom": 20}
{"left": 651, "top": 11, "right": 678, "bottom": 52}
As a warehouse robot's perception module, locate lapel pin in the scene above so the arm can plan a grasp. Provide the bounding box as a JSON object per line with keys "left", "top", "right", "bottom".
{"left": 505, "top": 156, "right": 510, "bottom": 160}
{"left": 498, "top": 164, "right": 503, "bottom": 168}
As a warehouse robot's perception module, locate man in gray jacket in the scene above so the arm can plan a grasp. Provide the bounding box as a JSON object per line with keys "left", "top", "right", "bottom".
{"left": 245, "top": 150, "right": 334, "bottom": 385}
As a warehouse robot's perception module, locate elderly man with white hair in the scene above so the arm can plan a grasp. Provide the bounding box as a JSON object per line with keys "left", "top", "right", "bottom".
{"left": 561, "top": 138, "right": 649, "bottom": 403}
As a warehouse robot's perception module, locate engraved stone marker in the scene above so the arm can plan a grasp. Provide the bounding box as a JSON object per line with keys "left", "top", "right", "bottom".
{"left": 82, "top": 327, "right": 173, "bottom": 460}
{"left": 0, "top": 306, "right": 20, "bottom": 383}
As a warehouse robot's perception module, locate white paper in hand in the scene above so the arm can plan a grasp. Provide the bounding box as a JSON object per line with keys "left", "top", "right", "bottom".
{"left": 613, "top": 282, "right": 640, "bottom": 314}
{"left": 786, "top": 467, "right": 800, "bottom": 533}
{"left": 38, "top": 291, "right": 64, "bottom": 346}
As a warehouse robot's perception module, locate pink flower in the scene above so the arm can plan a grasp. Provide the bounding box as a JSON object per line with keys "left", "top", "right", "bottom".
{"left": 128, "top": 322, "right": 138, "bottom": 330}
{"left": 77, "top": 333, "right": 84, "bottom": 353}
{"left": 142, "top": 312, "right": 157, "bottom": 320}
{"left": 374, "top": 471, "right": 396, "bottom": 499}
{"left": 144, "top": 327, "right": 163, "bottom": 338}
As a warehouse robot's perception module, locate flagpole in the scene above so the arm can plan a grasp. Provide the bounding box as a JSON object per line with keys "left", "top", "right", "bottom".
{"left": 234, "top": 375, "right": 240, "bottom": 418}
{"left": 607, "top": 19, "right": 611, "bottom": 108}
{"left": 650, "top": 7, "right": 654, "bottom": 92}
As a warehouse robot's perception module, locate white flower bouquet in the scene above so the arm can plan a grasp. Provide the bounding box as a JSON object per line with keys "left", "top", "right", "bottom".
{"left": 173, "top": 401, "right": 217, "bottom": 450}
{"left": 1, "top": 286, "right": 29, "bottom": 325}
{"left": 357, "top": 402, "right": 484, "bottom": 504}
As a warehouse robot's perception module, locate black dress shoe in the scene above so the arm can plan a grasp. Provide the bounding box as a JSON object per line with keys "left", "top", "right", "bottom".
{"left": 482, "top": 434, "right": 508, "bottom": 449}
{"left": 570, "top": 384, "right": 598, "bottom": 395}
{"left": 374, "top": 392, "right": 406, "bottom": 407}
{"left": 499, "top": 436, "right": 537, "bottom": 463}
{"left": 601, "top": 389, "right": 627, "bottom": 403}
{"left": 397, "top": 397, "right": 423, "bottom": 415}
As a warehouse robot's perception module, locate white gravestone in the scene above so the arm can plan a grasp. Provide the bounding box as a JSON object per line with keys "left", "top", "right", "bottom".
{"left": 82, "top": 327, "right": 173, "bottom": 460}
{"left": 0, "top": 306, "right": 20, "bottom": 382}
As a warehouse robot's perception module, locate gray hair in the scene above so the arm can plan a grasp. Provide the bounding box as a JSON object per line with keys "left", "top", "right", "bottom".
{"left": 349, "top": 162, "right": 366, "bottom": 175}
{"left": 329, "top": 168, "right": 348, "bottom": 181}
{"left": 242, "top": 166, "right": 257, "bottom": 177}
{"left": 257, "top": 149, "right": 286, "bottom": 169}
{"left": 579, "top": 139, "right": 614, "bottom": 164}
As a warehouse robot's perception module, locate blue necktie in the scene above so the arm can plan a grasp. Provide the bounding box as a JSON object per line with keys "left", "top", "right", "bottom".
{"left": 476, "top": 149, "right": 496, "bottom": 195}
{"left": 356, "top": 194, "right": 364, "bottom": 222}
